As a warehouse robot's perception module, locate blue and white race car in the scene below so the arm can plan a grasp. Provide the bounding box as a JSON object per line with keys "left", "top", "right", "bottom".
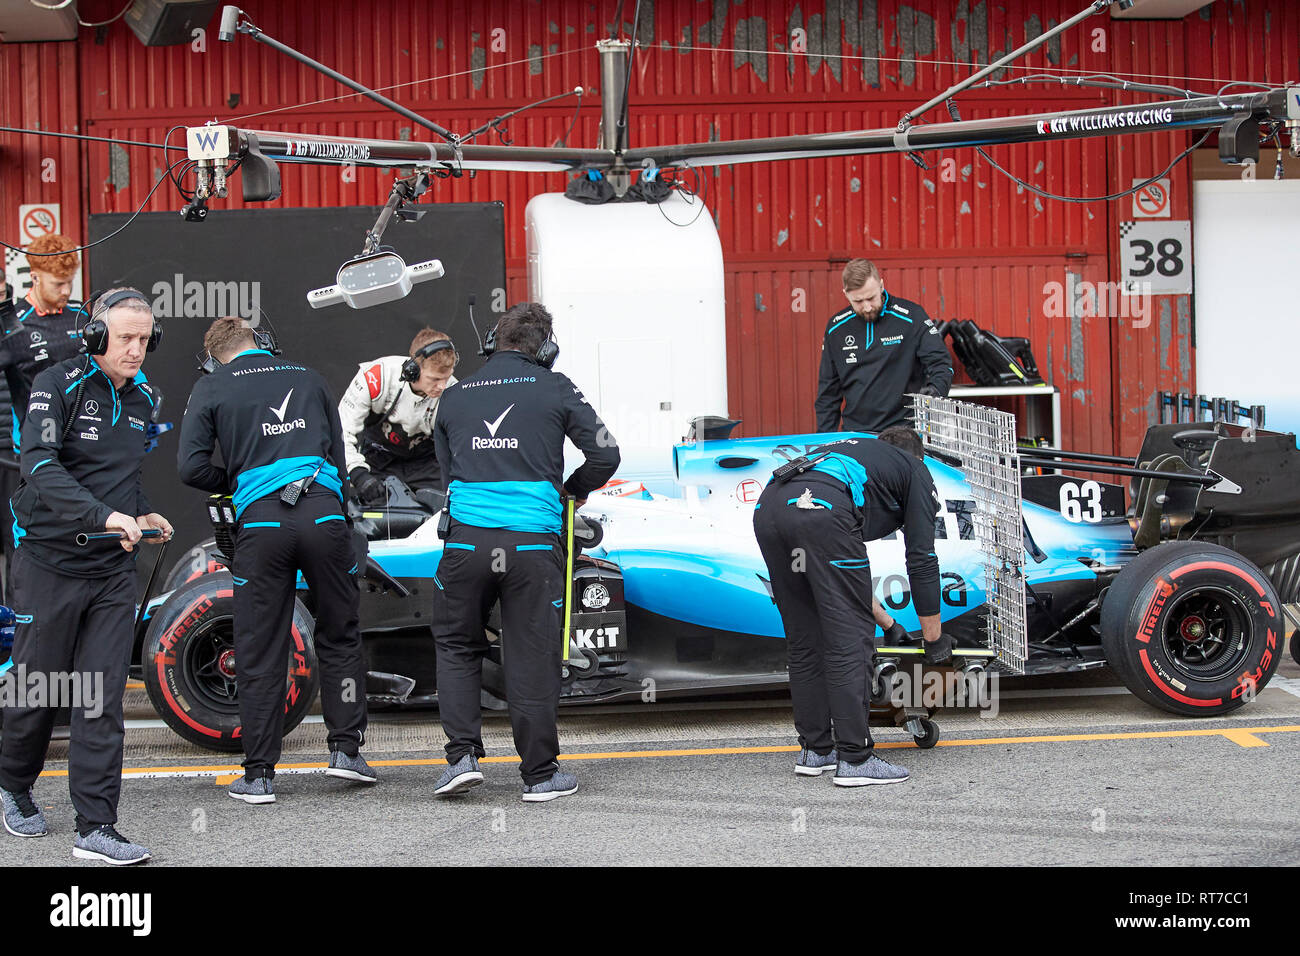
{"left": 138, "top": 410, "right": 1298, "bottom": 752}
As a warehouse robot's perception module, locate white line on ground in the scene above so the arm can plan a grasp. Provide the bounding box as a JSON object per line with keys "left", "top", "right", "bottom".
{"left": 1266, "top": 676, "right": 1300, "bottom": 700}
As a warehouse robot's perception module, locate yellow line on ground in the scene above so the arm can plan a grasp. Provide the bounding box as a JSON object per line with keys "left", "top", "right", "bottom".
{"left": 34, "top": 724, "right": 1300, "bottom": 783}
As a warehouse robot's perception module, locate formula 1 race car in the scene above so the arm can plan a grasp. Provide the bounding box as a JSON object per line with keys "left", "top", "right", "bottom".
{"left": 137, "top": 402, "right": 1300, "bottom": 752}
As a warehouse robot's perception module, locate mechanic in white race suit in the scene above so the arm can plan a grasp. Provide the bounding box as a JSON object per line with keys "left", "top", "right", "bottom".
{"left": 339, "top": 329, "right": 457, "bottom": 505}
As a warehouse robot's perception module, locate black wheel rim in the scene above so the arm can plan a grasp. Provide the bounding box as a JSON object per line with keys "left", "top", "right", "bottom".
{"left": 1161, "top": 585, "right": 1252, "bottom": 682}
{"left": 182, "top": 617, "right": 241, "bottom": 712}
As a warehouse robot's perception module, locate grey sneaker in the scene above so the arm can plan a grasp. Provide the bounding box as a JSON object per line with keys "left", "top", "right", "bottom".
{"left": 72, "top": 825, "right": 151, "bottom": 865}
{"left": 2, "top": 786, "right": 48, "bottom": 838}
{"left": 794, "top": 747, "right": 838, "bottom": 776}
{"left": 326, "top": 750, "right": 377, "bottom": 784}
{"left": 434, "top": 754, "right": 483, "bottom": 796}
{"left": 522, "top": 770, "right": 578, "bottom": 803}
{"left": 228, "top": 775, "right": 276, "bottom": 804}
{"left": 834, "top": 754, "right": 910, "bottom": 787}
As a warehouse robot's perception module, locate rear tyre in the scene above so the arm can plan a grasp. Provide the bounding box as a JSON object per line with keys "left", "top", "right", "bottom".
{"left": 142, "top": 572, "right": 319, "bottom": 752}
{"left": 1100, "top": 542, "right": 1284, "bottom": 716}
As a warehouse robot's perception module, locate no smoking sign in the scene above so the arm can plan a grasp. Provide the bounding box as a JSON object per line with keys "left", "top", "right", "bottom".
{"left": 1131, "top": 178, "right": 1171, "bottom": 219}
{"left": 19, "top": 203, "right": 61, "bottom": 243}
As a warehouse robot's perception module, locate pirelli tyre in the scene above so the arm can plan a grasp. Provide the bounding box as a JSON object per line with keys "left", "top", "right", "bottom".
{"left": 161, "top": 537, "right": 227, "bottom": 593}
{"left": 142, "top": 572, "right": 320, "bottom": 752}
{"left": 1100, "top": 541, "right": 1284, "bottom": 717}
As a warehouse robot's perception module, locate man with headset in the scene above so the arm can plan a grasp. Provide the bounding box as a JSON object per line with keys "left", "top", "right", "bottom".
{"left": 0, "top": 287, "right": 170, "bottom": 864}
{"left": 432, "top": 302, "right": 619, "bottom": 802}
{"left": 178, "top": 317, "right": 374, "bottom": 804}
{"left": 339, "top": 329, "right": 457, "bottom": 505}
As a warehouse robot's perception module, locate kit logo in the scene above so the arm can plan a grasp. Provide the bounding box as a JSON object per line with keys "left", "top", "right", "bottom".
{"left": 84, "top": 400, "right": 98, "bottom": 416}
{"left": 473, "top": 403, "right": 518, "bottom": 449}
{"left": 573, "top": 625, "right": 620, "bottom": 650}
{"left": 843, "top": 335, "right": 856, "bottom": 349}
{"left": 262, "top": 389, "right": 306, "bottom": 436}
{"left": 29, "top": 330, "right": 45, "bottom": 345}
{"left": 79, "top": 426, "right": 98, "bottom": 441}
{"left": 881, "top": 335, "right": 903, "bottom": 345}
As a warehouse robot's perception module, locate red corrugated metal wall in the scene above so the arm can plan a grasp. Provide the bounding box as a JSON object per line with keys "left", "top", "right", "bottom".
{"left": 1, "top": 0, "right": 1293, "bottom": 454}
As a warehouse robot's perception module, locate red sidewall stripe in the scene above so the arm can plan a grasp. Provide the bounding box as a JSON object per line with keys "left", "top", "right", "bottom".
{"left": 1139, "top": 649, "right": 1223, "bottom": 707}
{"left": 154, "top": 588, "right": 235, "bottom": 739}
{"left": 1169, "top": 560, "right": 1266, "bottom": 597}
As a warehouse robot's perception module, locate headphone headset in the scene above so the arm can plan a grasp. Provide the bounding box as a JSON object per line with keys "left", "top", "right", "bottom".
{"left": 78, "top": 288, "right": 162, "bottom": 356}
{"left": 481, "top": 322, "right": 560, "bottom": 369}
{"left": 196, "top": 312, "right": 281, "bottom": 374}
{"left": 400, "top": 338, "right": 458, "bottom": 382}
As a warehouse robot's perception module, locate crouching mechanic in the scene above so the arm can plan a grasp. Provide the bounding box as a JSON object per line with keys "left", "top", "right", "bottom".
{"left": 340, "top": 329, "right": 457, "bottom": 504}
{"left": 0, "top": 288, "right": 171, "bottom": 864}
{"left": 753, "top": 425, "right": 949, "bottom": 787}
{"left": 432, "top": 302, "right": 619, "bottom": 802}
{"left": 178, "top": 318, "right": 374, "bottom": 803}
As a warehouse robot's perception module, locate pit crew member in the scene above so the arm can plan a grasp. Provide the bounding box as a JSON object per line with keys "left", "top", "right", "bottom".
{"left": 0, "top": 288, "right": 170, "bottom": 864}
{"left": 431, "top": 302, "right": 619, "bottom": 802}
{"left": 178, "top": 318, "right": 374, "bottom": 803}
{"left": 815, "top": 258, "right": 953, "bottom": 434}
{"left": 753, "top": 425, "right": 948, "bottom": 787}
{"left": 340, "top": 329, "right": 457, "bottom": 503}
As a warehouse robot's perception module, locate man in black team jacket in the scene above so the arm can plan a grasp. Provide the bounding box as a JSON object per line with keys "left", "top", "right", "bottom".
{"left": 0, "top": 236, "right": 88, "bottom": 602}
{"left": 815, "top": 258, "right": 953, "bottom": 434}
{"left": 432, "top": 302, "right": 619, "bottom": 802}
{"left": 754, "top": 426, "right": 950, "bottom": 788}
{"left": 0, "top": 288, "right": 171, "bottom": 865}
{"left": 178, "top": 318, "right": 373, "bottom": 804}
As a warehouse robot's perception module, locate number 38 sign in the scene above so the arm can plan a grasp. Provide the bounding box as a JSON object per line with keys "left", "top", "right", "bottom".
{"left": 1119, "top": 220, "right": 1192, "bottom": 295}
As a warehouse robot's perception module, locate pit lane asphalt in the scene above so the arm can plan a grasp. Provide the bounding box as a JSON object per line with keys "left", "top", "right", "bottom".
{"left": 10, "top": 658, "right": 1300, "bottom": 866}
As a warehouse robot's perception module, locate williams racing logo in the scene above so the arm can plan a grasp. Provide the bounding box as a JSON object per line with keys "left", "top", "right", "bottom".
{"left": 1037, "top": 106, "right": 1174, "bottom": 136}
{"left": 473, "top": 403, "right": 518, "bottom": 450}
{"left": 263, "top": 389, "right": 307, "bottom": 437}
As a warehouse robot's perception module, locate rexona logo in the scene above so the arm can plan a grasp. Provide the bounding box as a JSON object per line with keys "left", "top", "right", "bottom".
{"left": 263, "top": 388, "right": 306, "bottom": 437}
{"left": 473, "top": 403, "right": 518, "bottom": 449}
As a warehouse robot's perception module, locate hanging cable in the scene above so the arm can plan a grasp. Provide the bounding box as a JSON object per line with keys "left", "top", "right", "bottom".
{"left": 214, "top": 47, "right": 587, "bottom": 126}
{"left": 0, "top": 156, "right": 190, "bottom": 256}
{"left": 78, "top": 0, "right": 133, "bottom": 27}
{"left": 947, "top": 97, "right": 1213, "bottom": 203}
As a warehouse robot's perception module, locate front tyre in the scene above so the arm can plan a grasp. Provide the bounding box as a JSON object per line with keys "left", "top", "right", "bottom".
{"left": 1100, "top": 542, "right": 1284, "bottom": 716}
{"left": 142, "top": 572, "right": 320, "bottom": 752}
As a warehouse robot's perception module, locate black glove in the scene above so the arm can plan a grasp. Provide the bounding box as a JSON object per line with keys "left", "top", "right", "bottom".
{"left": 923, "top": 632, "right": 955, "bottom": 666}
{"left": 349, "top": 467, "right": 385, "bottom": 506}
{"left": 918, "top": 384, "right": 943, "bottom": 398}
